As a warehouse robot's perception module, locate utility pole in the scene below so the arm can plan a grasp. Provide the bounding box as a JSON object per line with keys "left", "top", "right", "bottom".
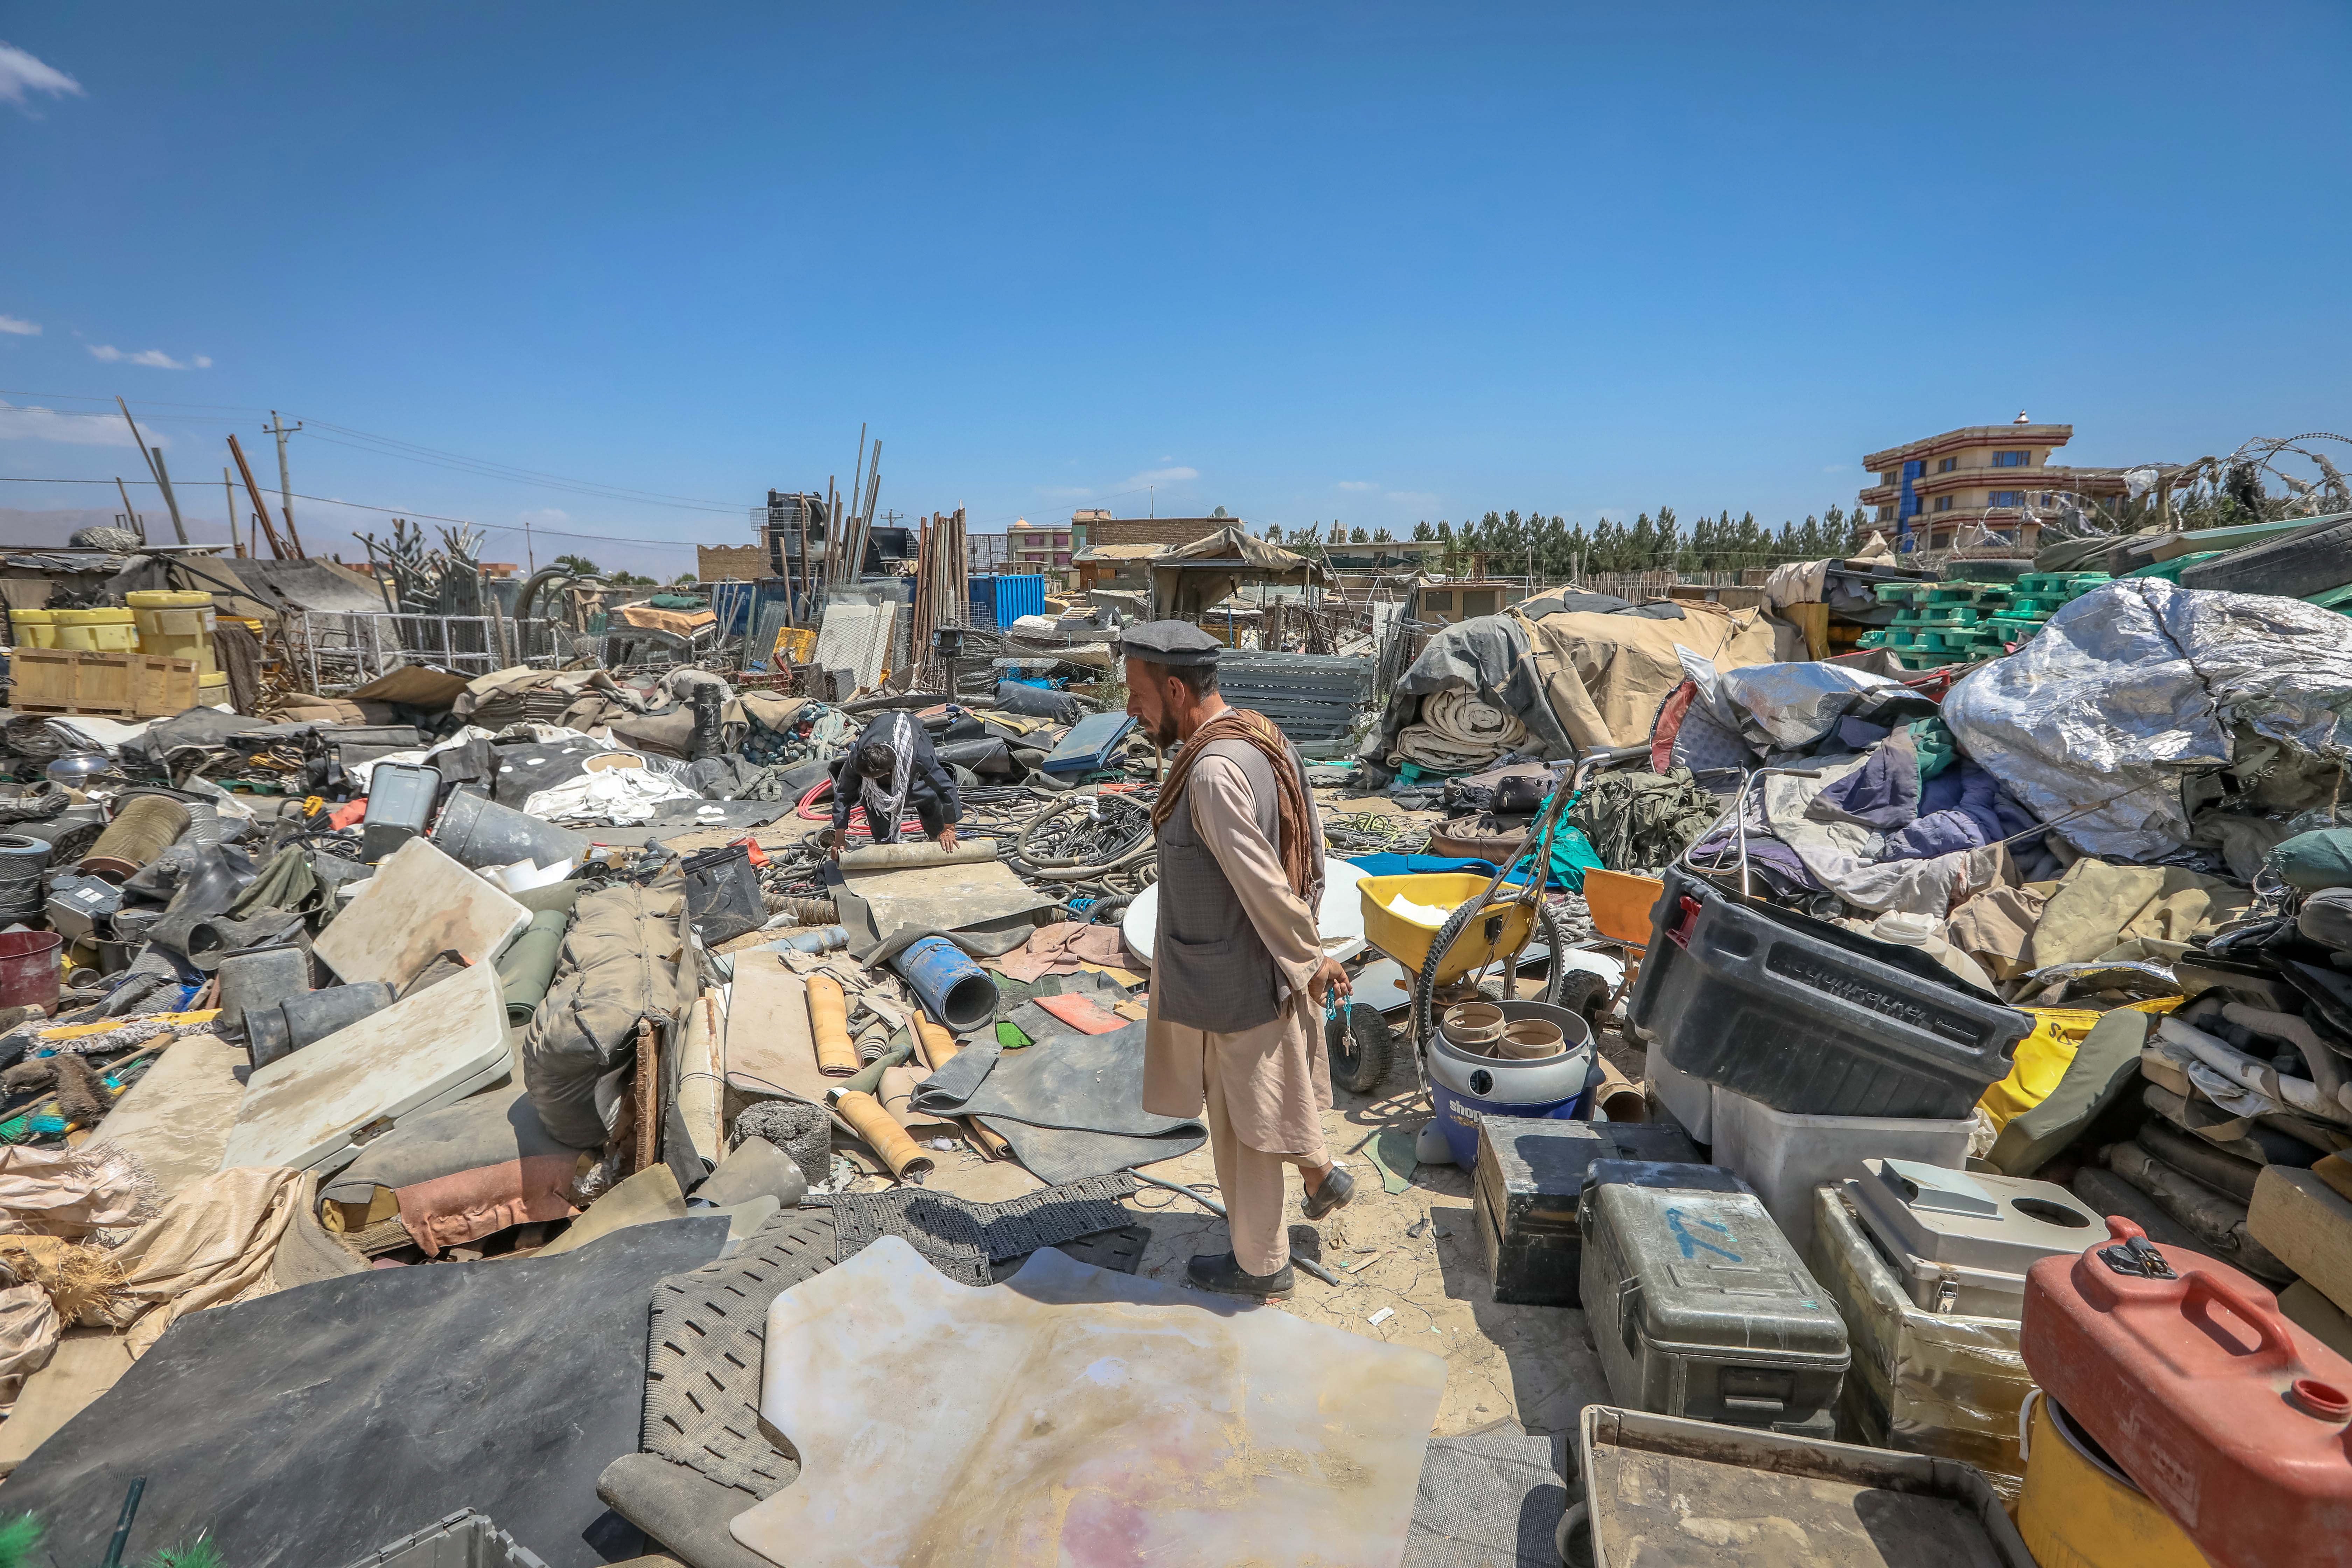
{"left": 523, "top": 513, "right": 537, "bottom": 576}
{"left": 265, "top": 412, "right": 304, "bottom": 555}
{"left": 226, "top": 468, "right": 244, "bottom": 558}
{"left": 116, "top": 397, "right": 186, "bottom": 544}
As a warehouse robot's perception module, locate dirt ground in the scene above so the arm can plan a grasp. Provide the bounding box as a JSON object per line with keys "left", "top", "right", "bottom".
{"left": 925, "top": 1012, "right": 1642, "bottom": 1437}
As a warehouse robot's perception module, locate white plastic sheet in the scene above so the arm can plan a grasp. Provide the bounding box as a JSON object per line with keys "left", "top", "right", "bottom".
{"left": 733, "top": 1237, "right": 1447, "bottom": 1568}
{"left": 1944, "top": 579, "right": 2352, "bottom": 861}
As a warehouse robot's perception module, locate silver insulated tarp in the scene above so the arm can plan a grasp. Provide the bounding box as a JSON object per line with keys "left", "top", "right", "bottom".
{"left": 1943, "top": 578, "right": 2352, "bottom": 861}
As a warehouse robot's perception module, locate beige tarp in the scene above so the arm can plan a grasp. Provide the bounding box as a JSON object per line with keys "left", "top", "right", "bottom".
{"left": 92, "top": 1166, "right": 312, "bottom": 1357}
{"left": 1510, "top": 602, "right": 1784, "bottom": 750}
{"left": 612, "top": 603, "right": 718, "bottom": 638}
{"left": 1148, "top": 526, "right": 1321, "bottom": 615}
{"left": 2024, "top": 859, "right": 2254, "bottom": 972}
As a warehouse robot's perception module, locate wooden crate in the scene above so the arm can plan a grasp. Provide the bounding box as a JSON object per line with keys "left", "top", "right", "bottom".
{"left": 8, "top": 649, "right": 198, "bottom": 717}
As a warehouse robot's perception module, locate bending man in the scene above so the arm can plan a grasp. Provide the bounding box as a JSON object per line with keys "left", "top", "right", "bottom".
{"left": 827, "top": 709, "right": 961, "bottom": 858}
{"left": 1124, "top": 620, "right": 1354, "bottom": 1299}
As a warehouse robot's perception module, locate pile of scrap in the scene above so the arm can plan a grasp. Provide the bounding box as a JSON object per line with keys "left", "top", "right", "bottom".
{"left": 24, "top": 505, "right": 2352, "bottom": 1568}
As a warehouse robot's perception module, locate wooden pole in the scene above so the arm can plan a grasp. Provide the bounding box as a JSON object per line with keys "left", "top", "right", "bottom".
{"left": 226, "top": 467, "right": 245, "bottom": 558}
{"left": 227, "top": 433, "right": 290, "bottom": 558}
{"left": 113, "top": 477, "right": 144, "bottom": 544}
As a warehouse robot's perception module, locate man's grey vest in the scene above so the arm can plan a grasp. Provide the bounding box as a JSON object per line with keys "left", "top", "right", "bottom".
{"left": 1154, "top": 732, "right": 1325, "bottom": 1033}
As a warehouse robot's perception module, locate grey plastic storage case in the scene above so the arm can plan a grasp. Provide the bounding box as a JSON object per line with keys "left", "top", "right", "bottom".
{"left": 1578, "top": 1158, "right": 1849, "bottom": 1438}
{"left": 1472, "top": 1115, "right": 1698, "bottom": 1306}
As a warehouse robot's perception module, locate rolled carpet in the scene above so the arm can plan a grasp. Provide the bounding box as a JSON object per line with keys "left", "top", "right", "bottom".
{"left": 496, "top": 908, "right": 570, "bottom": 1023}
{"left": 1389, "top": 689, "right": 1529, "bottom": 771}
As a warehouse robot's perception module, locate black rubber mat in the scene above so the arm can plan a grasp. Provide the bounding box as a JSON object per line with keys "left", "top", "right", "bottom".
{"left": 642, "top": 1209, "right": 838, "bottom": 1499}
{"left": 2, "top": 1217, "right": 729, "bottom": 1568}
{"left": 811, "top": 1171, "right": 1139, "bottom": 1287}
{"left": 993, "top": 1220, "right": 1151, "bottom": 1282}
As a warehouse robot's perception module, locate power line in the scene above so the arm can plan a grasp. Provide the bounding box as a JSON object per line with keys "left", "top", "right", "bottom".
{"left": 0, "top": 475, "right": 700, "bottom": 549}
{"left": 0, "top": 397, "right": 748, "bottom": 513}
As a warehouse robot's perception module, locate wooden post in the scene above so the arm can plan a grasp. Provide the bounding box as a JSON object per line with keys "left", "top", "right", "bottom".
{"left": 227, "top": 433, "right": 290, "bottom": 558}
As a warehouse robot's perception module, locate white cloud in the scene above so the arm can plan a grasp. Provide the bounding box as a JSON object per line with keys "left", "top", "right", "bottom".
{"left": 1819, "top": 463, "right": 1849, "bottom": 474}
{"left": 1335, "top": 479, "right": 1377, "bottom": 492}
{"left": 0, "top": 399, "right": 150, "bottom": 448}
{"left": 1121, "top": 465, "right": 1197, "bottom": 488}
{"left": 0, "top": 316, "right": 36, "bottom": 336}
{"left": 0, "top": 44, "right": 81, "bottom": 114}
{"left": 87, "top": 344, "right": 205, "bottom": 369}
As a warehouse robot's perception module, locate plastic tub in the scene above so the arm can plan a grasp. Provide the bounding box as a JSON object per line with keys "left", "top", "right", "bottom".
{"left": 362, "top": 763, "right": 442, "bottom": 862}
{"left": 8, "top": 609, "right": 56, "bottom": 648}
{"left": 51, "top": 607, "right": 137, "bottom": 652}
{"left": 1426, "top": 998, "right": 1594, "bottom": 1166}
{"left": 2015, "top": 1392, "right": 2207, "bottom": 1568}
{"left": 1358, "top": 872, "right": 1536, "bottom": 985}
{"left": 126, "top": 590, "right": 219, "bottom": 676}
{"left": 1631, "top": 863, "right": 2028, "bottom": 1120}
{"left": 1709, "top": 1083, "right": 1973, "bottom": 1260}
{"left": 1646, "top": 1050, "right": 1714, "bottom": 1143}
{"left": 0, "top": 930, "right": 63, "bottom": 1011}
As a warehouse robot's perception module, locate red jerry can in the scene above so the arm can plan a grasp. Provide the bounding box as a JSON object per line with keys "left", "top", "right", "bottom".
{"left": 2022, "top": 1216, "right": 2352, "bottom": 1568}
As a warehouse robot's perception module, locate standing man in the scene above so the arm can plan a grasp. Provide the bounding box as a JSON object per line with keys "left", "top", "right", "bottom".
{"left": 1124, "top": 621, "right": 1354, "bottom": 1299}
{"left": 826, "top": 709, "right": 961, "bottom": 858}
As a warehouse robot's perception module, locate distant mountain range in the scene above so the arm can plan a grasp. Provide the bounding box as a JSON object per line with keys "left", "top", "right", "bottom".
{"left": 2, "top": 506, "right": 238, "bottom": 548}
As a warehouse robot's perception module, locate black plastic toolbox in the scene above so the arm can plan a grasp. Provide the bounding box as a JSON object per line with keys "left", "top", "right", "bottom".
{"left": 1629, "top": 863, "right": 2029, "bottom": 1120}
{"left": 1472, "top": 1115, "right": 1699, "bottom": 1306}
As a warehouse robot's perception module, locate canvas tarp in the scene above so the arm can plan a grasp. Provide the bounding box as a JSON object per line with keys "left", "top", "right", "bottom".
{"left": 1148, "top": 526, "right": 1320, "bottom": 615}
{"left": 1944, "top": 579, "right": 2352, "bottom": 861}
{"left": 1513, "top": 601, "right": 1784, "bottom": 751}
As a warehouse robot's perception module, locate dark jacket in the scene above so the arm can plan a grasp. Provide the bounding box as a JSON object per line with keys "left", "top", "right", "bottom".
{"left": 829, "top": 714, "right": 962, "bottom": 842}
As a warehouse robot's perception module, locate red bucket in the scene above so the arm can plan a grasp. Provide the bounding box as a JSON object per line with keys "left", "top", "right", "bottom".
{"left": 0, "top": 930, "right": 62, "bottom": 1012}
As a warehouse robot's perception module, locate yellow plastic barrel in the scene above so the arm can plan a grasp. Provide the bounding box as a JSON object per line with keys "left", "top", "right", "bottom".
{"left": 2016, "top": 1391, "right": 2211, "bottom": 1568}
{"left": 126, "top": 590, "right": 218, "bottom": 677}
{"left": 52, "top": 608, "right": 137, "bottom": 652}
{"left": 8, "top": 609, "right": 57, "bottom": 648}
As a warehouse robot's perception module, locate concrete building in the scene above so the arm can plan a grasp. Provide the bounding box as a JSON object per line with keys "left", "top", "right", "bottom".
{"left": 1007, "top": 518, "right": 1077, "bottom": 570}
{"left": 1860, "top": 414, "right": 2128, "bottom": 552}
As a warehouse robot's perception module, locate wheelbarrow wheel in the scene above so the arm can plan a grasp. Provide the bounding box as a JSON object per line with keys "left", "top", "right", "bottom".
{"left": 1554, "top": 967, "right": 1610, "bottom": 1032}
{"left": 1326, "top": 1001, "right": 1395, "bottom": 1095}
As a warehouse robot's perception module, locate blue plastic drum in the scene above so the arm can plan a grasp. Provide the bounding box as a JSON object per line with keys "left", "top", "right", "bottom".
{"left": 1424, "top": 998, "right": 1595, "bottom": 1167}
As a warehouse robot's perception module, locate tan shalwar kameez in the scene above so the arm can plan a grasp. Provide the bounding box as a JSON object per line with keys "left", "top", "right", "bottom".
{"left": 1141, "top": 751, "right": 1332, "bottom": 1275}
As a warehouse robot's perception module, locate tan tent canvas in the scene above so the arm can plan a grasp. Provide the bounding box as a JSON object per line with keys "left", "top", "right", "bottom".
{"left": 1511, "top": 602, "right": 1783, "bottom": 750}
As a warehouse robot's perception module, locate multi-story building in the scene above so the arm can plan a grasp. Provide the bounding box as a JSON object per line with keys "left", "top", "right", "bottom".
{"left": 1007, "top": 518, "right": 1077, "bottom": 569}
{"left": 1859, "top": 415, "right": 2128, "bottom": 552}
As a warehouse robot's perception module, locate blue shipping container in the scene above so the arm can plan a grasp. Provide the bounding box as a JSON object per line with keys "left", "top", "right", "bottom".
{"left": 969, "top": 575, "right": 1047, "bottom": 630}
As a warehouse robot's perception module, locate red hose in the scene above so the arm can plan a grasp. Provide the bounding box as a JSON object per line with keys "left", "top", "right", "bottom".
{"left": 796, "top": 778, "right": 923, "bottom": 843}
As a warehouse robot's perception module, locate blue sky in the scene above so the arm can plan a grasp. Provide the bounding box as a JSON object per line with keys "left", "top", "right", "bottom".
{"left": 3, "top": 3, "right": 2348, "bottom": 577}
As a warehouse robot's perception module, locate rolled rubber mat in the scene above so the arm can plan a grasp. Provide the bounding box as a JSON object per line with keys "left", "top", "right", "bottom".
{"left": 2, "top": 1217, "right": 729, "bottom": 1568}
{"left": 810, "top": 1171, "right": 1138, "bottom": 1287}
{"left": 643, "top": 1210, "right": 837, "bottom": 1498}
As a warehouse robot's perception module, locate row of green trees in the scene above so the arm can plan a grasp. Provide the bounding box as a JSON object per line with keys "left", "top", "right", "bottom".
{"left": 1264, "top": 505, "right": 1872, "bottom": 575}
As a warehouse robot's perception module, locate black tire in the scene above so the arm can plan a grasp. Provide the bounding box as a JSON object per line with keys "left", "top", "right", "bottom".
{"left": 1327, "top": 1001, "right": 1395, "bottom": 1095}
{"left": 1554, "top": 967, "right": 1611, "bottom": 1032}
{"left": 2179, "top": 516, "right": 2352, "bottom": 601}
